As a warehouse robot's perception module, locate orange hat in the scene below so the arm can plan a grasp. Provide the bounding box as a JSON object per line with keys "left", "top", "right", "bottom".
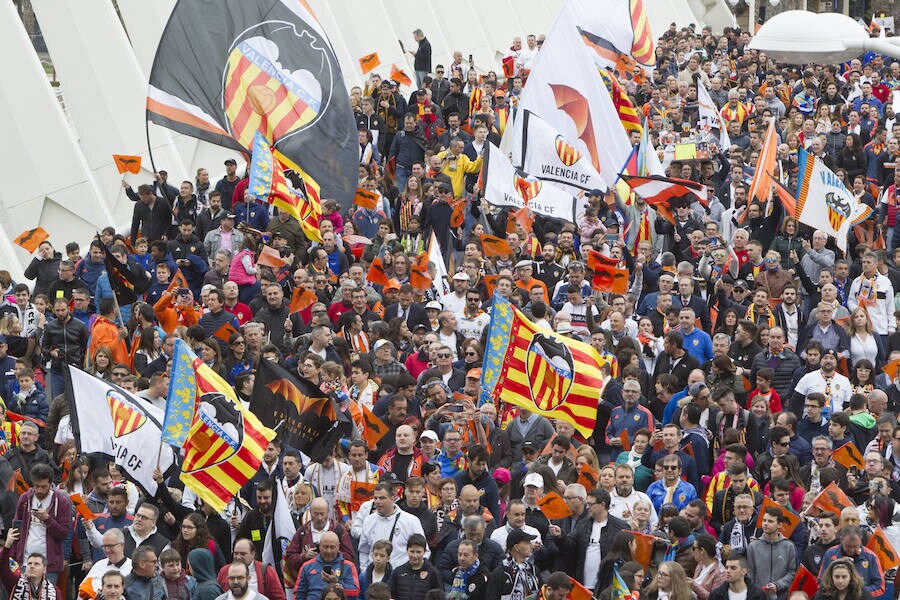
{"left": 494, "top": 88, "right": 507, "bottom": 97}
{"left": 383, "top": 280, "right": 400, "bottom": 292}
{"left": 467, "top": 368, "right": 482, "bottom": 379}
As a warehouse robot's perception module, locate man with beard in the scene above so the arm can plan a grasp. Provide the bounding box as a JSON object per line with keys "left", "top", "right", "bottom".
{"left": 215, "top": 159, "right": 240, "bottom": 210}
{"left": 234, "top": 481, "right": 274, "bottom": 560}
{"left": 791, "top": 348, "right": 852, "bottom": 417}
{"left": 710, "top": 464, "right": 763, "bottom": 533}
{"left": 533, "top": 243, "right": 566, "bottom": 292}
{"left": 609, "top": 464, "right": 658, "bottom": 528}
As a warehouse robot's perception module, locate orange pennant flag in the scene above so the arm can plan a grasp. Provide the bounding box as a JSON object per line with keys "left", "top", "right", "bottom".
{"left": 350, "top": 480, "right": 377, "bottom": 513}
{"left": 868, "top": 526, "right": 900, "bottom": 569}
{"left": 70, "top": 493, "right": 97, "bottom": 522}
{"left": 537, "top": 491, "right": 572, "bottom": 520}
{"left": 592, "top": 264, "right": 630, "bottom": 293}
{"left": 755, "top": 497, "right": 801, "bottom": 537}
{"left": 511, "top": 206, "right": 535, "bottom": 234}
{"left": 213, "top": 321, "right": 239, "bottom": 344}
{"left": 483, "top": 274, "right": 498, "bottom": 297}
{"left": 354, "top": 188, "right": 381, "bottom": 210}
{"left": 831, "top": 441, "right": 865, "bottom": 470}
{"left": 13, "top": 227, "right": 49, "bottom": 254}
{"left": 112, "top": 154, "right": 142, "bottom": 175}
{"left": 587, "top": 249, "right": 620, "bottom": 271}
{"left": 619, "top": 430, "right": 632, "bottom": 451}
{"left": 257, "top": 245, "right": 288, "bottom": 268}
{"left": 577, "top": 464, "right": 600, "bottom": 491}
{"left": 389, "top": 64, "right": 412, "bottom": 87}
{"left": 628, "top": 530, "right": 655, "bottom": 567}
{"left": 789, "top": 565, "right": 819, "bottom": 598}
{"left": 409, "top": 253, "right": 433, "bottom": 291}
{"left": 883, "top": 356, "right": 900, "bottom": 381}
{"left": 165, "top": 269, "right": 190, "bottom": 294}
{"left": 13, "top": 470, "right": 28, "bottom": 496}
{"left": 358, "top": 52, "right": 381, "bottom": 74}
{"left": 480, "top": 234, "right": 512, "bottom": 257}
{"left": 568, "top": 577, "right": 593, "bottom": 600}
{"left": 808, "top": 482, "right": 854, "bottom": 516}
{"left": 361, "top": 404, "right": 390, "bottom": 447}
{"left": 290, "top": 288, "right": 317, "bottom": 313}
{"left": 367, "top": 257, "right": 390, "bottom": 286}
{"left": 748, "top": 120, "right": 778, "bottom": 205}
{"left": 450, "top": 198, "right": 467, "bottom": 228}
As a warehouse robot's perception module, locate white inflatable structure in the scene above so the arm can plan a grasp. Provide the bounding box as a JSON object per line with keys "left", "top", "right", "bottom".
{"left": 0, "top": 0, "right": 735, "bottom": 284}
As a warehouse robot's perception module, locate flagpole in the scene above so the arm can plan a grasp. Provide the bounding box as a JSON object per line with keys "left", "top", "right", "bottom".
{"left": 156, "top": 441, "right": 164, "bottom": 471}
{"left": 144, "top": 118, "right": 158, "bottom": 175}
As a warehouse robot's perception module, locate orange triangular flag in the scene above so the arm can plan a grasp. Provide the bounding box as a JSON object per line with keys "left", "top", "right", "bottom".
{"left": 389, "top": 64, "right": 412, "bottom": 87}
{"left": 354, "top": 188, "right": 381, "bottom": 210}
{"left": 361, "top": 404, "right": 390, "bottom": 446}
{"left": 628, "top": 530, "right": 655, "bottom": 567}
{"left": 588, "top": 249, "right": 620, "bottom": 271}
{"left": 789, "top": 565, "right": 819, "bottom": 597}
{"left": 882, "top": 356, "right": 900, "bottom": 380}
{"left": 511, "top": 206, "right": 535, "bottom": 234}
{"left": 112, "top": 154, "right": 142, "bottom": 175}
{"left": 290, "top": 288, "right": 317, "bottom": 313}
{"left": 577, "top": 464, "right": 599, "bottom": 491}
{"left": 484, "top": 274, "right": 498, "bottom": 297}
{"left": 592, "top": 264, "right": 630, "bottom": 293}
{"left": 619, "top": 430, "right": 631, "bottom": 451}
{"left": 358, "top": 52, "right": 381, "bottom": 74}
{"left": 213, "top": 321, "right": 239, "bottom": 344}
{"left": 13, "top": 227, "right": 49, "bottom": 253}
{"left": 749, "top": 120, "right": 778, "bottom": 205}
{"left": 755, "top": 497, "right": 801, "bottom": 537}
{"left": 165, "top": 269, "right": 190, "bottom": 294}
{"left": 257, "top": 245, "right": 288, "bottom": 268}
{"left": 808, "top": 482, "right": 854, "bottom": 516}
{"left": 568, "top": 578, "right": 593, "bottom": 600}
{"left": 537, "top": 491, "right": 572, "bottom": 520}
{"left": 409, "top": 253, "right": 433, "bottom": 291}
{"left": 831, "top": 441, "right": 865, "bottom": 470}
{"left": 13, "top": 470, "right": 28, "bottom": 496}
{"left": 350, "top": 481, "right": 376, "bottom": 513}
{"left": 70, "top": 493, "right": 97, "bottom": 521}
{"left": 450, "top": 198, "right": 467, "bottom": 227}
{"left": 367, "top": 257, "right": 390, "bottom": 286}
{"left": 480, "top": 234, "right": 512, "bottom": 257}
{"left": 868, "top": 526, "right": 900, "bottom": 569}
{"left": 854, "top": 221, "right": 886, "bottom": 250}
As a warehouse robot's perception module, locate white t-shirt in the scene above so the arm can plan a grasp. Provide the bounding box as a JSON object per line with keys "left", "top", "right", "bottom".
{"left": 728, "top": 589, "right": 748, "bottom": 600}
{"left": 24, "top": 494, "right": 49, "bottom": 558}
{"left": 583, "top": 520, "right": 605, "bottom": 590}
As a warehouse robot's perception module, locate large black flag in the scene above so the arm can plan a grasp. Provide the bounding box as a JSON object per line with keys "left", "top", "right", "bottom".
{"left": 147, "top": 0, "right": 357, "bottom": 209}
{"left": 251, "top": 359, "right": 350, "bottom": 462}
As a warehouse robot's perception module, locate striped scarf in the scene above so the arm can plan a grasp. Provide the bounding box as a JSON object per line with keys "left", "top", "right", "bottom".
{"left": 11, "top": 577, "right": 56, "bottom": 600}
{"left": 450, "top": 560, "right": 481, "bottom": 600}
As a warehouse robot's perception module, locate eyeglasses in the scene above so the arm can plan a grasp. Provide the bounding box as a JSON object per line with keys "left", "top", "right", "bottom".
{"left": 465, "top": 351, "right": 477, "bottom": 357}
{"left": 181, "top": 524, "right": 196, "bottom": 530}
{"left": 436, "top": 353, "right": 452, "bottom": 359}
{"left": 232, "top": 340, "right": 245, "bottom": 345}
{"left": 112, "top": 371, "right": 129, "bottom": 378}
{"left": 662, "top": 465, "right": 680, "bottom": 471}
{"left": 134, "top": 513, "right": 154, "bottom": 521}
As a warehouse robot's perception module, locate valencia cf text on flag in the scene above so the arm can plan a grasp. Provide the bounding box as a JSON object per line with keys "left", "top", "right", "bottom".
{"left": 251, "top": 359, "right": 351, "bottom": 463}
{"left": 147, "top": 0, "right": 357, "bottom": 210}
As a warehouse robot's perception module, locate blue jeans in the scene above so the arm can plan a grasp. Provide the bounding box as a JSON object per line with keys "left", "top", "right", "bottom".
{"left": 395, "top": 166, "right": 411, "bottom": 200}
{"left": 415, "top": 70, "right": 428, "bottom": 88}
{"left": 49, "top": 368, "right": 65, "bottom": 400}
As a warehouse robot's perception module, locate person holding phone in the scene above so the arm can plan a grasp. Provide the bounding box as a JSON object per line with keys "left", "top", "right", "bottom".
{"left": 294, "top": 531, "right": 359, "bottom": 600}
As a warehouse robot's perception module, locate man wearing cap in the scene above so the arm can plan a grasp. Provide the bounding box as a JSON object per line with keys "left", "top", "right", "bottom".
{"left": 507, "top": 409, "right": 555, "bottom": 464}
{"left": 267, "top": 206, "right": 306, "bottom": 258}
{"left": 371, "top": 339, "right": 407, "bottom": 381}
{"left": 791, "top": 348, "right": 852, "bottom": 417}
{"left": 514, "top": 261, "right": 547, "bottom": 304}
{"left": 458, "top": 291, "right": 490, "bottom": 341}
{"left": 486, "top": 528, "right": 540, "bottom": 600}
{"left": 214, "top": 158, "right": 240, "bottom": 210}
{"left": 492, "top": 88, "right": 511, "bottom": 135}
{"left": 441, "top": 272, "right": 470, "bottom": 313}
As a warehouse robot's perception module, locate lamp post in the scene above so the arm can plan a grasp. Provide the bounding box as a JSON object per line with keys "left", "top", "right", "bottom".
{"left": 748, "top": 10, "right": 900, "bottom": 62}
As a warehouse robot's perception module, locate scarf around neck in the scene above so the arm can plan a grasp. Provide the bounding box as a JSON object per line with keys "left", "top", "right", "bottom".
{"left": 450, "top": 559, "right": 481, "bottom": 600}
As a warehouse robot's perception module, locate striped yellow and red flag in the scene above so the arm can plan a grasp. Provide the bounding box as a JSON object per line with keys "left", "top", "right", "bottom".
{"left": 106, "top": 393, "right": 147, "bottom": 438}
{"left": 598, "top": 68, "right": 641, "bottom": 134}
{"left": 480, "top": 295, "right": 608, "bottom": 437}
{"left": 180, "top": 361, "right": 275, "bottom": 512}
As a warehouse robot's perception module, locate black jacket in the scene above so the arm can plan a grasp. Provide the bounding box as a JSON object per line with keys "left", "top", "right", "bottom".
{"left": 708, "top": 578, "right": 768, "bottom": 600}
{"left": 383, "top": 302, "right": 430, "bottom": 331}
{"left": 130, "top": 196, "right": 173, "bottom": 244}
{"left": 24, "top": 253, "right": 62, "bottom": 296}
{"left": 413, "top": 38, "right": 432, "bottom": 72}
{"left": 390, "top": 561, "right": 441, "bottom": 600}
{"left": 40, "top": 315, "right": 89, "bottom": 370}
{"left": 235, "top": 508, "right": 271, "bottom": 559}
{"left": 557, "top": 514, "right": 629, "bottom": 583}
{"left": 436, "top": 537, "right": 503, "bottom": 585}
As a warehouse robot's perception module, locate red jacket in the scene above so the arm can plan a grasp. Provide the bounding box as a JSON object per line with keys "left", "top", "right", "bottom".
{"left": 11, "top": 488, "right": 71, "bottom": 573}
{"left": 216, "top": 560, "right": 284, "bottom": 600}
{"left": 284, "top": 520, "right": 355, "bottom": 572}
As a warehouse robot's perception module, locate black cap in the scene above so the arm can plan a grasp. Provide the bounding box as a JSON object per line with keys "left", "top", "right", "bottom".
{"left": 380, "top": 471, "right": 402, "bottom": 485}
{"left": 722, "top": 274, "right": 736, "bottom": 286}
{"left": 222, "top": 213, "right": 236, "bottom": 220}
{"left": 437, "top": 182, "right": 451, "bottom": 193}
{"left": 822, "top": 348, "right": 838, "bottom": 358}
{"left": 588, "top": 188, "right": 605, "bottom": 197}
{"left": 416, "top": 88, "right": 428, "bottom": 95}
{"left": 224, "top": 158, "right": 237, "bottom": 166}
{"left": 506, "top": 529, "right": 537, "bottom": 549}
{"left": 521, "top": 441, "right": 538, "bottom": 453}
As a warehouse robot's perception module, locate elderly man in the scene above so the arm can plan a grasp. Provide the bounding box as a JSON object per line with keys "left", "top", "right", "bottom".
{"left": 436, "top": 515, "right": 504, "bottom": 585}
{"left": 82, "top": 529, "right": 132, "bottom": 596}
{"left": 124, "top": 546, "right": 166, "bottom": 600}
{"left": 284, "top": 498, "right": 355, "bottom": 573}
{"left": 294, "top": 531, "right": 360, "bottom": 600}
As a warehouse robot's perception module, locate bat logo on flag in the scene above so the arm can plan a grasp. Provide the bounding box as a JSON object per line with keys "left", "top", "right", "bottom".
{"left": 514, "top": 172, "right": 542, "bottom": 203}
{"left": 549, "top": 84, "right": 601, "bottom": 173}
{"left": 824, "top": 191, "right": 851, "bottom": 232}
{"left": 189, "top": 392, "right": 244, "bottom": 466}
{"left": 554, "top": 135, "right": 583, "bottom": 167}
{"left": 525, "top": 333, "right": 575, "bottom": 411}
{"left": 106, "top": 391, "right": 147, "bottom": 437}
{"left": 223, "top": 22, "right": 336, "bottom": 149}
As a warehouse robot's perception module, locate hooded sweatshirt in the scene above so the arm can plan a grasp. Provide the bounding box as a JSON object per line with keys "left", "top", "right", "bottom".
{"left": 188, "top": 548, "right": 224, "bottom": 600}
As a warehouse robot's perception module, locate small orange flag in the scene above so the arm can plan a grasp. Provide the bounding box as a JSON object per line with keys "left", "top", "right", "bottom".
{"left": 755, "top": 497, "right": 801, "bottom": 537}
{"left": 587, "top": 249, "right": 620, "bottom": 271}
{"left": 367, "top": 257, "right": 390, "bottom": 286}
{"left": 112, "top": 154, "right": 142, "bottom": 174}
{"left": 13, "top": 227, "right": 49, "bottom": 253}
{"left": 511, "top": 206, "right": 535, "bottom": 234}
{"left": 358, "top": 52, "right": 381, "bottom": 74}
{"left": 450, "top": 198, "right": 467, "bottom": 228}
{"left": 290, "top": 288, "right": 317, "bottom": 313}
{"left": 480, "top": 234, "right": 512, "bottom": 257}
{"left": 883, "top": 356, "right": 900, "bottom": 381}
{"left": 808, "top": 482, "right": 854, "bottom": 517}
{"left": 70, "top": 493, "right": 97, "bottom": 522}
{"left": 354, "top": 188, "right": 381, "bottom": 210}
{"left": 165, "top": 269, "right": 190, "bottom": 294}
{"left": 389, "top": 64, "right": 412, "bottom": 87}
{"left": 577, "top": 464, "right": 600, "bottom": 491}
{"left": 213, "top": 321, "right": 239, "bottom": 344}
{"left": 628, "top": 530, "right": 655, "bottom": 567}
{"left": 831, "top": 441, "right": 865, "bottom": 470}
{"left": 619, "top": 430, "right": 632, "bottom": 451}
{"left": 483, "top": 275, "right": 498, "bottom": 297}
{"left": 409, "top": 253, "right": 433, "bottom": 291}
{"left": 592, "top": 264, "right": 630, "bottom": 293}
{"left": 789, "top": 565, "right": 819, "bottom": 597}
{"left": 350, "top": 481, "right": 377, "bottom": 513}
{"left": 12, "top": 470, "right": 28, "bottom": 496}
{"left": 568, "top": 577, "right": 593, "bottom": 600}
{"left": 537, "top": 491, "right": 572, "bottom": 520}
{"left": 868, "top": 526, "right": 900, "bottom": 569}
{"left": 257, "top": 245, "right": 288, "bottom": 268}
{"left": 361, "top": 404, "right": 390, "bottom": 447}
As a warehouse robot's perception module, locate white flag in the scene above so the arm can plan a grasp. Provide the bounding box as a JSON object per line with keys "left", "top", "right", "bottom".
{"left": 483, "top": 143, "right": 581, "bottom": 223}
{"left": 66, "top": 366, "right": 177, "bottom": 495}
{"left": 512, "top": 110, "right": 607, "bottom": 194}
{"left": 261, "top": 475, "right": 297, "bottom": 568}
{"left": 795, "top": 149, "right": 872, "bottom": 252}
{"left": 696, "top": 80, "right": 731, "bottom": 149}
{"left": 512, "top": 6, "right": 633, "bottom": 189}
{"left": 428, "top": 230, "right": 450, "bottom": 298}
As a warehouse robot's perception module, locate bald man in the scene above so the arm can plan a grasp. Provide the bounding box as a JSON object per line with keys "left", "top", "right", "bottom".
{"left": 284, "top": 498, "right": 355, "bottom": 573}
{"left": 376, "top": 424, "right": 425, "bottom": 482}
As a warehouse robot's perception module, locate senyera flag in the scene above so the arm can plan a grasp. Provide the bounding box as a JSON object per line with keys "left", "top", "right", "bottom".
{"left": 480, "top": 294, "right": 608, "bottom": 437}
{"left": 146, "top": 0, "right": 357, "bottom": 210}
{"left": 620, "top": 174, "right": 708, "bottom": 223}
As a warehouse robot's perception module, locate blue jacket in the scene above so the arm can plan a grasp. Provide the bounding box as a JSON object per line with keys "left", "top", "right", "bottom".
{"left": 820, "top": 545, "right": 884, "bottom": 596}
{"left": 234, "top": 200, "right": 270, "bottom": 232}
{"left": 7, "top": 387, "right": 48, "bottom": 422}
{"left": 388, "top": 130, "right": 426, "bottom": 168}
{"left": 646, "top": 478, "right": 698, "bottom": 511}
{"left": 75, "top": 259, "right": 106, "bottom": 293}
{"left": 682, "top": 328, "right": 714, "bottom": 364}
{"left": 295, "top": 554, "right": 360, "bottom": 600}
{"left": 606, "top": 402, "right": 654, "bottom": 444}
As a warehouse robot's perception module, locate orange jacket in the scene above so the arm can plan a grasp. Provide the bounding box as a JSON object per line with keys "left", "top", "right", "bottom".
{"left": 153, "top": 291, "right": 200, "bottom": 334}
{"left": 88, "top": 317, "right": 129, "bottom": 366}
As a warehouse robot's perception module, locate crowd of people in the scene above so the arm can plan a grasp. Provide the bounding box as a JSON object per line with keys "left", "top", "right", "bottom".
{"left": 3, "top": 12, "right": 900, "bottom": 600}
